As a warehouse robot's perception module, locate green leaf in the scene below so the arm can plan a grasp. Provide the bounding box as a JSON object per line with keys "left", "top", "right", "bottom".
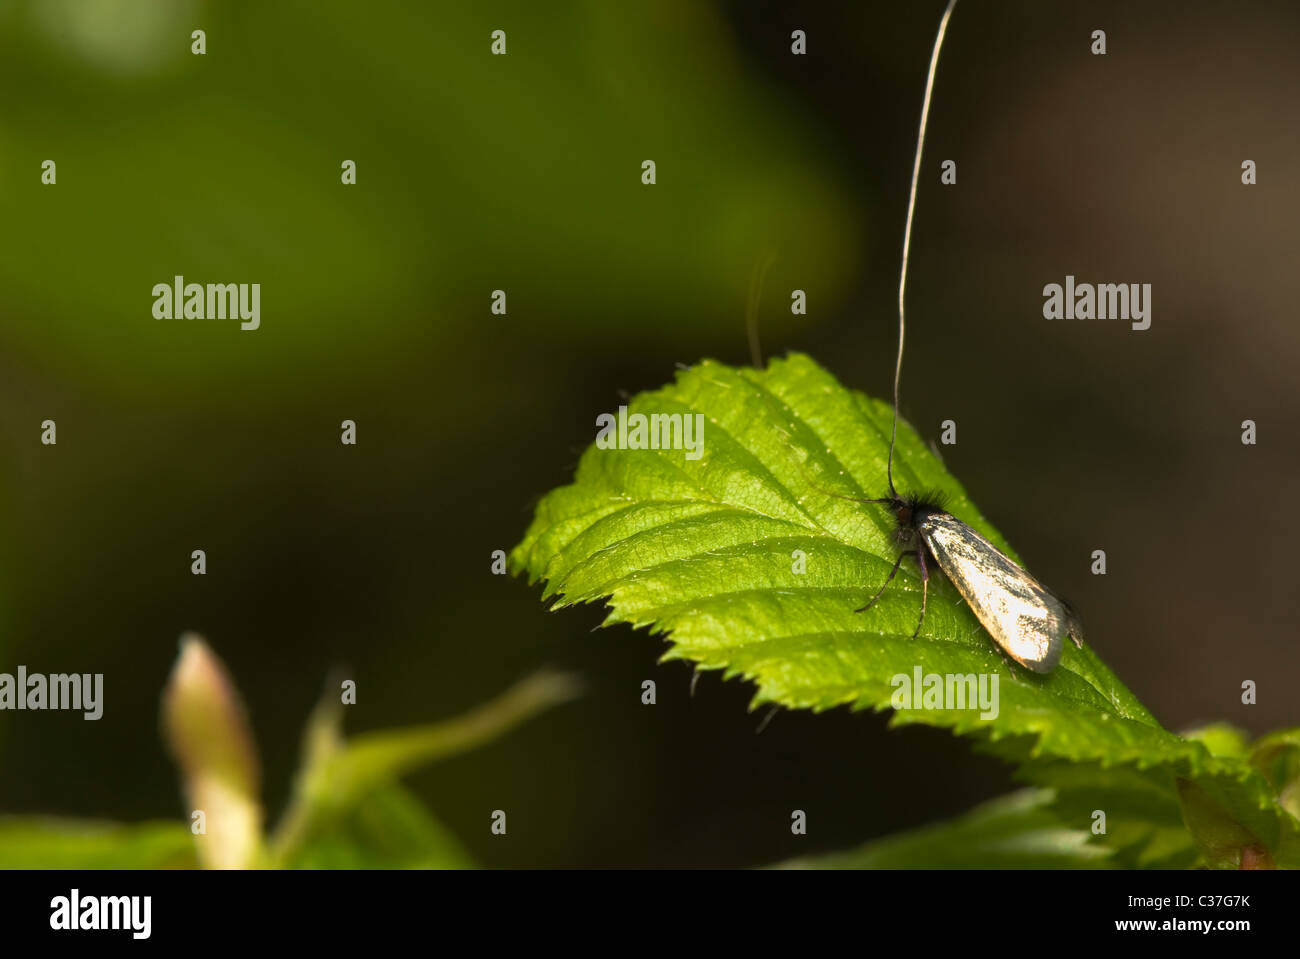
{"left": 309, "top": 670, "right": 580, "bottom": 804}
{"left": 1005, "top": 723, "right": 1299, "bottom": 869}
{"left": 516, "top": 354, "right": 1176, "bottom": 763}
{"left": 1249, "top": 727, "right": 1300, "bottom": 820}
{"left": 513, "top": 353, "right": 1299, "bottom": 867}
{"left": 1012, "top": 760, "right": 1198, "bottom": 868}
{"left": 0, "top": 818, "right": 196, "bottom": 869}
{"left": 277, "top": 783, "right": 474, "bottom": 870}
{"left": 1182, "top": 722, "right": 1252, "bottom": 760}
{"left": 775, "top": 789, "right": 1112, "bottom": 869}
{"left": 270, "top": 670, "right": 579, "bottom": 866}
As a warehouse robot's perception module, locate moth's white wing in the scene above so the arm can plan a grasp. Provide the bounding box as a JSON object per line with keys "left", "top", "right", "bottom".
{"left": 918, "top": 512, "right": 1071, "bottom": 673}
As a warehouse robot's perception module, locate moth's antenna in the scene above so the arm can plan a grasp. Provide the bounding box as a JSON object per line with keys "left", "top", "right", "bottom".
{"left": 888, "top": 0, "right": 958, "bottom": 498}
{"left": 745, "top": 251, "right": 776, "bottom": 368}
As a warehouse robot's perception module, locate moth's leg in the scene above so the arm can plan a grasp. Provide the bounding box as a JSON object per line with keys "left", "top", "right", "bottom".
{"left": 910, "top": 549, "right": 931, "bottom": 639}
{"left": 855, "top": 550, "right": 918, "bottom": 613}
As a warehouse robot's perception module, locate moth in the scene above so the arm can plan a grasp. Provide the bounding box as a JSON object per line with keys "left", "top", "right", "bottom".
{"left": 827, "top": 0, "right": 1083, "bottom": 673}
{"left": 848, "top": 487, "right": 1083, "bottom": 674}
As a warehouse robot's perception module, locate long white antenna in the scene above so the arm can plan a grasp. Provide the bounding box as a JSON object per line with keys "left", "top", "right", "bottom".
{"left": 888, "top": 0, "right": 957, "bottom": 497}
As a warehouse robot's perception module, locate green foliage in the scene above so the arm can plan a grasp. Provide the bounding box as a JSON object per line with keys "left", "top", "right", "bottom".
{"left": 777, "top": 789, "right": 1112, "bottom": 869}
{"left": 269, "top": 669, "right": 579, "bottom": 867}
{"left": 514, "top": 353, "right": 1300, "bottom": 868}
{"left": 277, "top": 785, "right": 474, "bottom": 870}
{"left": 1010, "top": 760, "right": 1197, "bottom": 869}
{"left": 0, "top": 653, "right": 575, "bottom": 869}
{"left": 0, "top": 819, "right": 195, "bottom": 869}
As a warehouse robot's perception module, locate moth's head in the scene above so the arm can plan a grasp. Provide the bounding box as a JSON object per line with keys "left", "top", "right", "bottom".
{"left": 889, "top": 496, "right": 915, "bottom": 530}
{"left": 892, "top": 490, "right": 949, "bottom": 530}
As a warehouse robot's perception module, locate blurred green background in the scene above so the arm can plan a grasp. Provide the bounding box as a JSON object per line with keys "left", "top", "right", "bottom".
{"left": 1, "top": 0, "right": 1298, "bottom": 866}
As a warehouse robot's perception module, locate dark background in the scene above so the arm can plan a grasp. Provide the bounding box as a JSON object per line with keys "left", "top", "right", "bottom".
{"left": 0, "top": 0, "right": 1296, "bottom": 866}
